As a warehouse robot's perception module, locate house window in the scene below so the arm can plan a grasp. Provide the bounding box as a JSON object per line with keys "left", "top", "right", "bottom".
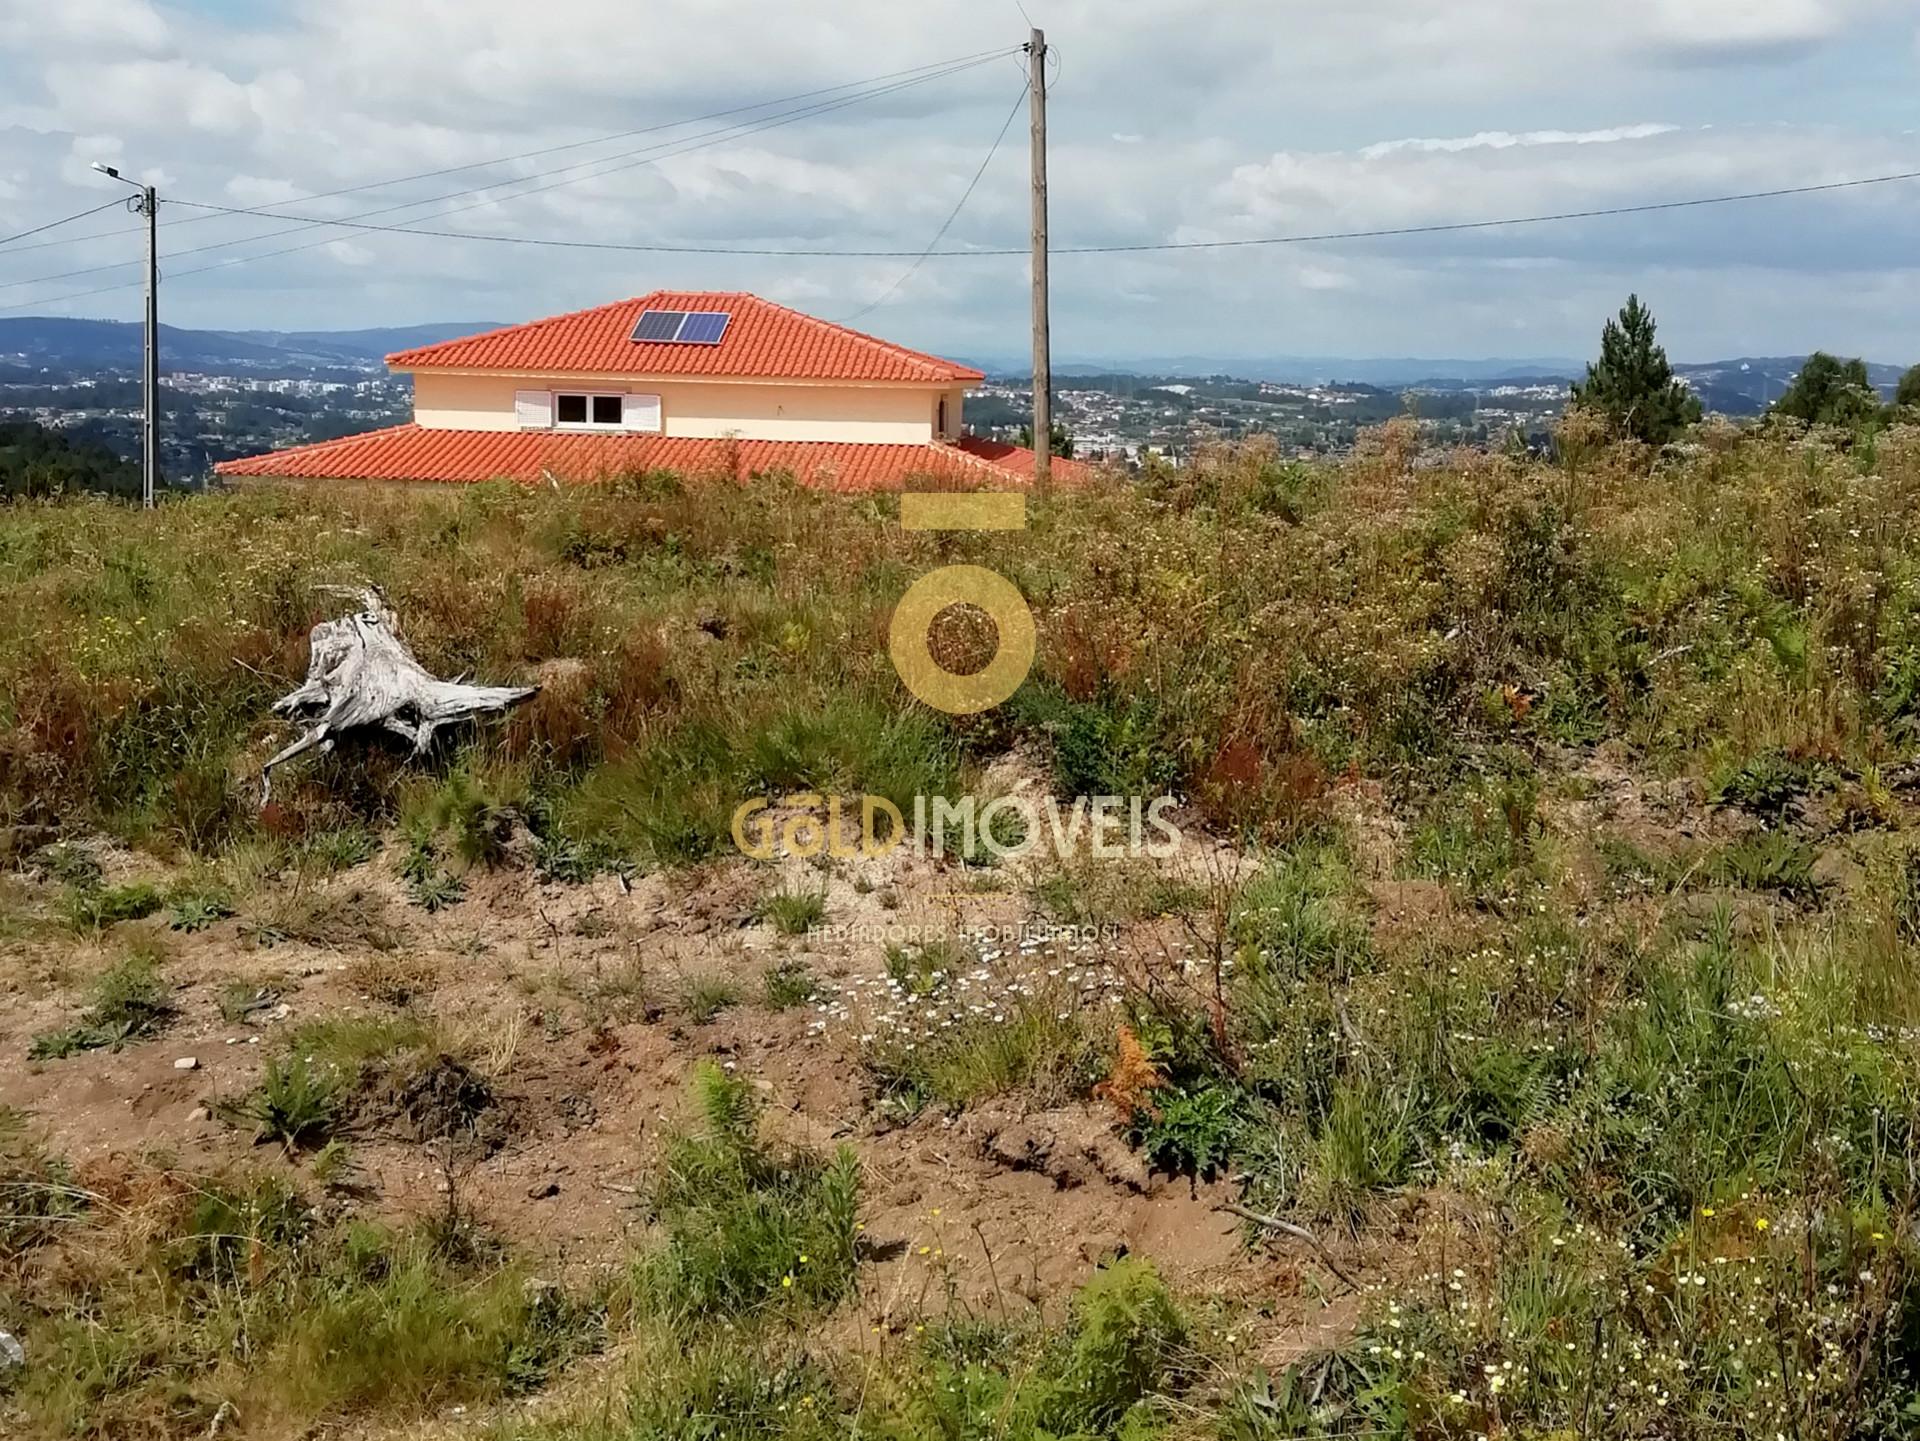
{"left": 554, "top": 392, "right": 625, "bottom": 429}
{"left": 937, "top": 397, "right": 948, "bottom": 436}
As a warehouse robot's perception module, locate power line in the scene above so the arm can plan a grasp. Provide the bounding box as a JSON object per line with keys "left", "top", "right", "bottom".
{"left": 1047, "top": 168, "right": 1920, "bottom": 253}
{"left": 123, "top": 164, "right": 1920, "bottom": 261}
{"left": 0, "top": 47, "right": 1023, "bottom": 260}
{"left": 189, "top": 46, "right": 1022, "bottom": 214}
{"left": 839, "top": 85, "right": 1028, "bottom": 324}
{"left": 9, "top": 162, "right": 1920, "bottom": 314}
{"left": 0, "top": 197, "right": 129, "bottom": 249}
{"left": 166, "top": 54, "right": 1012, "bottom": 253}
{"left": 0, "top": 51, "right": 1013, "bottom": 295}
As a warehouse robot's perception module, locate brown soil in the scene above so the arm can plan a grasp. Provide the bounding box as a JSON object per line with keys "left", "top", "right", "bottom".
{"left": 0, "top": 832, "right": 1385, "bottom": 1341}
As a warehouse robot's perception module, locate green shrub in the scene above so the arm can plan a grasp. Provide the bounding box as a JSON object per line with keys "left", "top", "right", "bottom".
{"left": 303, "top": 827, "right": 380, "bottom": 873}
{"left": 1713, "top": 750, "right": 1816, "bottom": 817}
{"left": 166, "top": 882, "right": 234, "bottom": 932}
{"left": 1138, "top": 1082, "right": 1247, "bottom": 1176}
{"left": 62, "top": 879, "right": 163, "bottom": 931}
{"left": 1304, "top": 1082, "right": 1415, "bottom": 1225}
{"left": 1712, "top": 829, "right": 1818, "bottom": 897}
{"left": 231, "top": 1054, "right": 344, "bottom": 1149}
{"left": 29, "top": 951, "right": 174, "bottom": 1058}
{"left": 407, "top": 870, "right": 466, "bottom": 912}
{"left": 406, "top": 766, "right": 522, "bottom": 868}
{"left": 1407, "top": 775, "right": 1539, "bottom": 899}
{"left": 1015, "top": 685, "right": 1181, "bottom": 798}
{"left": 1031, "top": 1259, "right": 1189, "bottom": 1436}
{"left": 882, "top": 936, "right": 966, "bottom": 997}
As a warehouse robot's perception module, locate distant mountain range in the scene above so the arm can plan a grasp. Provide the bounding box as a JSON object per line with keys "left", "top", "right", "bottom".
{"left": 1006, "top": 354, "right": 1912, "bottom": 416}
{"left": 0, "top": 317, "right": 505, "bottom": 370}
{"left": 1670, "top": 356, "right": 1909, "bottom": 415}
{"left": 1, "top": 317, "right": 1908, "bottom": 417}
{"left": 1042, "top": 356, "right": 1591, "bottom": 387}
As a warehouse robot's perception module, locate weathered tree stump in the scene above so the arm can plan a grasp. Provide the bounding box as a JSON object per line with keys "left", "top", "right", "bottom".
{"left": 262, "top": 586, "right": 536, "bottom": 804}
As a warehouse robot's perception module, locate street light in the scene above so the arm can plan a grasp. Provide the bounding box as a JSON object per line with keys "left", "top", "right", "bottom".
{"left": 92, "top": 161, "right": 159, "bottom": 509}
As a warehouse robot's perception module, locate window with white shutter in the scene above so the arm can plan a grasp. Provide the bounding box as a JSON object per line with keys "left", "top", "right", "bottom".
{"left": 624, "top": 393, "right": 662, "bottom": 433}
{"left": 514, "top": 390, "right": 553, "bottom": 430}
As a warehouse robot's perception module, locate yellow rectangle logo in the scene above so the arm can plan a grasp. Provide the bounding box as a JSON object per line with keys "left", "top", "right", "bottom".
{"left": 901, "top": 492, "right": 1027, "bottom": 532}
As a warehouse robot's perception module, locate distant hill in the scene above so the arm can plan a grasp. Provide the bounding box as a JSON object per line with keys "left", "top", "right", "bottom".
{"left": 1040, "top": 356, "right": 1589, "bottom": 387}
{"left": 0, "top": 318, "right": 505, "bottom": 371}
{"left": 1032, "top": 353, "right": 1914, "bottom": 418}
{"left": 3, "top": 317, "right": 1908, "bottom": 418}
{"left": 1672, "top": 356, "right": 1909, "bottom": 416}
{"left": 211, "top": 324, "right": 508, "bottom": 365}
{"left": 0, "top": 318, "right": 290, "bottom": 369}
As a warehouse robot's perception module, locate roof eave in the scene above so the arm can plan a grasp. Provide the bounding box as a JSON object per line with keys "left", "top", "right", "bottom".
{"left": 386, "top": 361, "right": 983, "bottom": 387}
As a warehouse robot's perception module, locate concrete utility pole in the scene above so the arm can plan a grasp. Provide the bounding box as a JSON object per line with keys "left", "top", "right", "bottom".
{"left": 1027, "top": 27, "right": 1051, "bottom": 492}
{"left": 92, "top": 162, "right": 159, "bottom": 508}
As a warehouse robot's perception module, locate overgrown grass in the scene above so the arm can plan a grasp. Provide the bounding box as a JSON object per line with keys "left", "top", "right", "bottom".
{"left": 507, "top": 1258, "right": 1193, "bottom": 1441}
{"left": 861, "top": 951, "right": 1114, "bottom": 1115}
{"left": 680, "top": 975, "right": 740, "bottom": 1025}
{"left": 1129, "top": 836, "right": 1920, "bottom": 1251}
{"left": 634, "top": 1062, "right": 860, "bottom": 1321}
{"left": 15, "top": 426, "right": 1918, "bottom": 861}
{"left": 11, "top": 427, "right": 1920, "bottom": 1436}
{"left": 755, "top": 882, "right": 827, "bottom": 936}
{"left": 0, "top": 1164, "right": 601, "bottom": 1436}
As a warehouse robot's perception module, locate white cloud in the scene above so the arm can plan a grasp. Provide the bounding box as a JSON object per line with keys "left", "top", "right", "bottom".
{"left": 1360, "top": 125, "right": 1680, "bottom": 160}
{"left": 0, "top": 0, "right": 1914, "bottom": 361}
{"left": 1636, "top": 0, "right": 1881, "bottom": 53}
{"left": 1295, "top": 265, "right": 1354, "bottom": 292}
{"left": 43, "top": 59, "right": 261, "bottom": 137}
{"left": 0, "top": 0, "right": 168, "bottom": 56}
{"left": 225, "top": 175, "right": 312, "bottom": 207}
{"left": 1206, "top": 123, "right": 1920, "bottom": 258}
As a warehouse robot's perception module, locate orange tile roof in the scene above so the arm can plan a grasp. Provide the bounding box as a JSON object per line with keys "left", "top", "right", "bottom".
{"left": 385, "top": 291, "right": 985, "bottom": 385}
{"left": 214, "top": 425, "right": 1087, "bottom": 493}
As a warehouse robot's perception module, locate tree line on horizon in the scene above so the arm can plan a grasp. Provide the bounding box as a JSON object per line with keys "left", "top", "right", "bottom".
{"left": 3, "top": 299, "right": 1917, "bottom": 501}
{"left": 0, "top": 420, "right": 145, "bottom": 501}
{"left": 1571, "top": 291, "right": 1920, "bottom": 445}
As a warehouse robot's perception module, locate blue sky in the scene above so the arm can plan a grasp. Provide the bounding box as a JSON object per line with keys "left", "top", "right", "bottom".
{"left": 1, "top": 0, "right": 1917, "bottom": 365}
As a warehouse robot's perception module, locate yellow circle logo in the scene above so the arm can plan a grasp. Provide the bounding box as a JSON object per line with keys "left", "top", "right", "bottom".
{"left": 887, "top": 564, "right": 1036, "bottom": 715}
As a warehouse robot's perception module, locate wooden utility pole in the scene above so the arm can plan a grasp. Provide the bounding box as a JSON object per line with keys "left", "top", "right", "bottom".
{"left": 1027, "top": 27, "right": 1051, "bottom": 491}
{"left": 140, "top": 182, "right": 158, "bottom": 509}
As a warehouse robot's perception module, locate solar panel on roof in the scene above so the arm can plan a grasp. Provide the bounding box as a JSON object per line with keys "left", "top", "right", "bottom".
{"left": 631, "top": 309, "right": 686, "bottom": 342}
{"left": 675, "top": 311, "right": 731, "bottom": 344}
{"left": 630, "top": 307, "right": 731, "bottom": 345}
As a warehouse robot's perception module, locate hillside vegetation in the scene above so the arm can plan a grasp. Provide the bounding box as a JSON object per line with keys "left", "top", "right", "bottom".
{"left": 3, "top": 419, "right": 1920, "bottom": 1438}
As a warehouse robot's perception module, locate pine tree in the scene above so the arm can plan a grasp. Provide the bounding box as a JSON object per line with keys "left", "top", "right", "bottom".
{"left": 1569, "top": 294, "right": 1701, "bottom": 445}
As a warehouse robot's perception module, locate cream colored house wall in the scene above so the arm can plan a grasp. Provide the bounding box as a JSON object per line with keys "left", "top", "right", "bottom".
{"left": 410, "top": 370, "right": 946, "bottom": 443}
